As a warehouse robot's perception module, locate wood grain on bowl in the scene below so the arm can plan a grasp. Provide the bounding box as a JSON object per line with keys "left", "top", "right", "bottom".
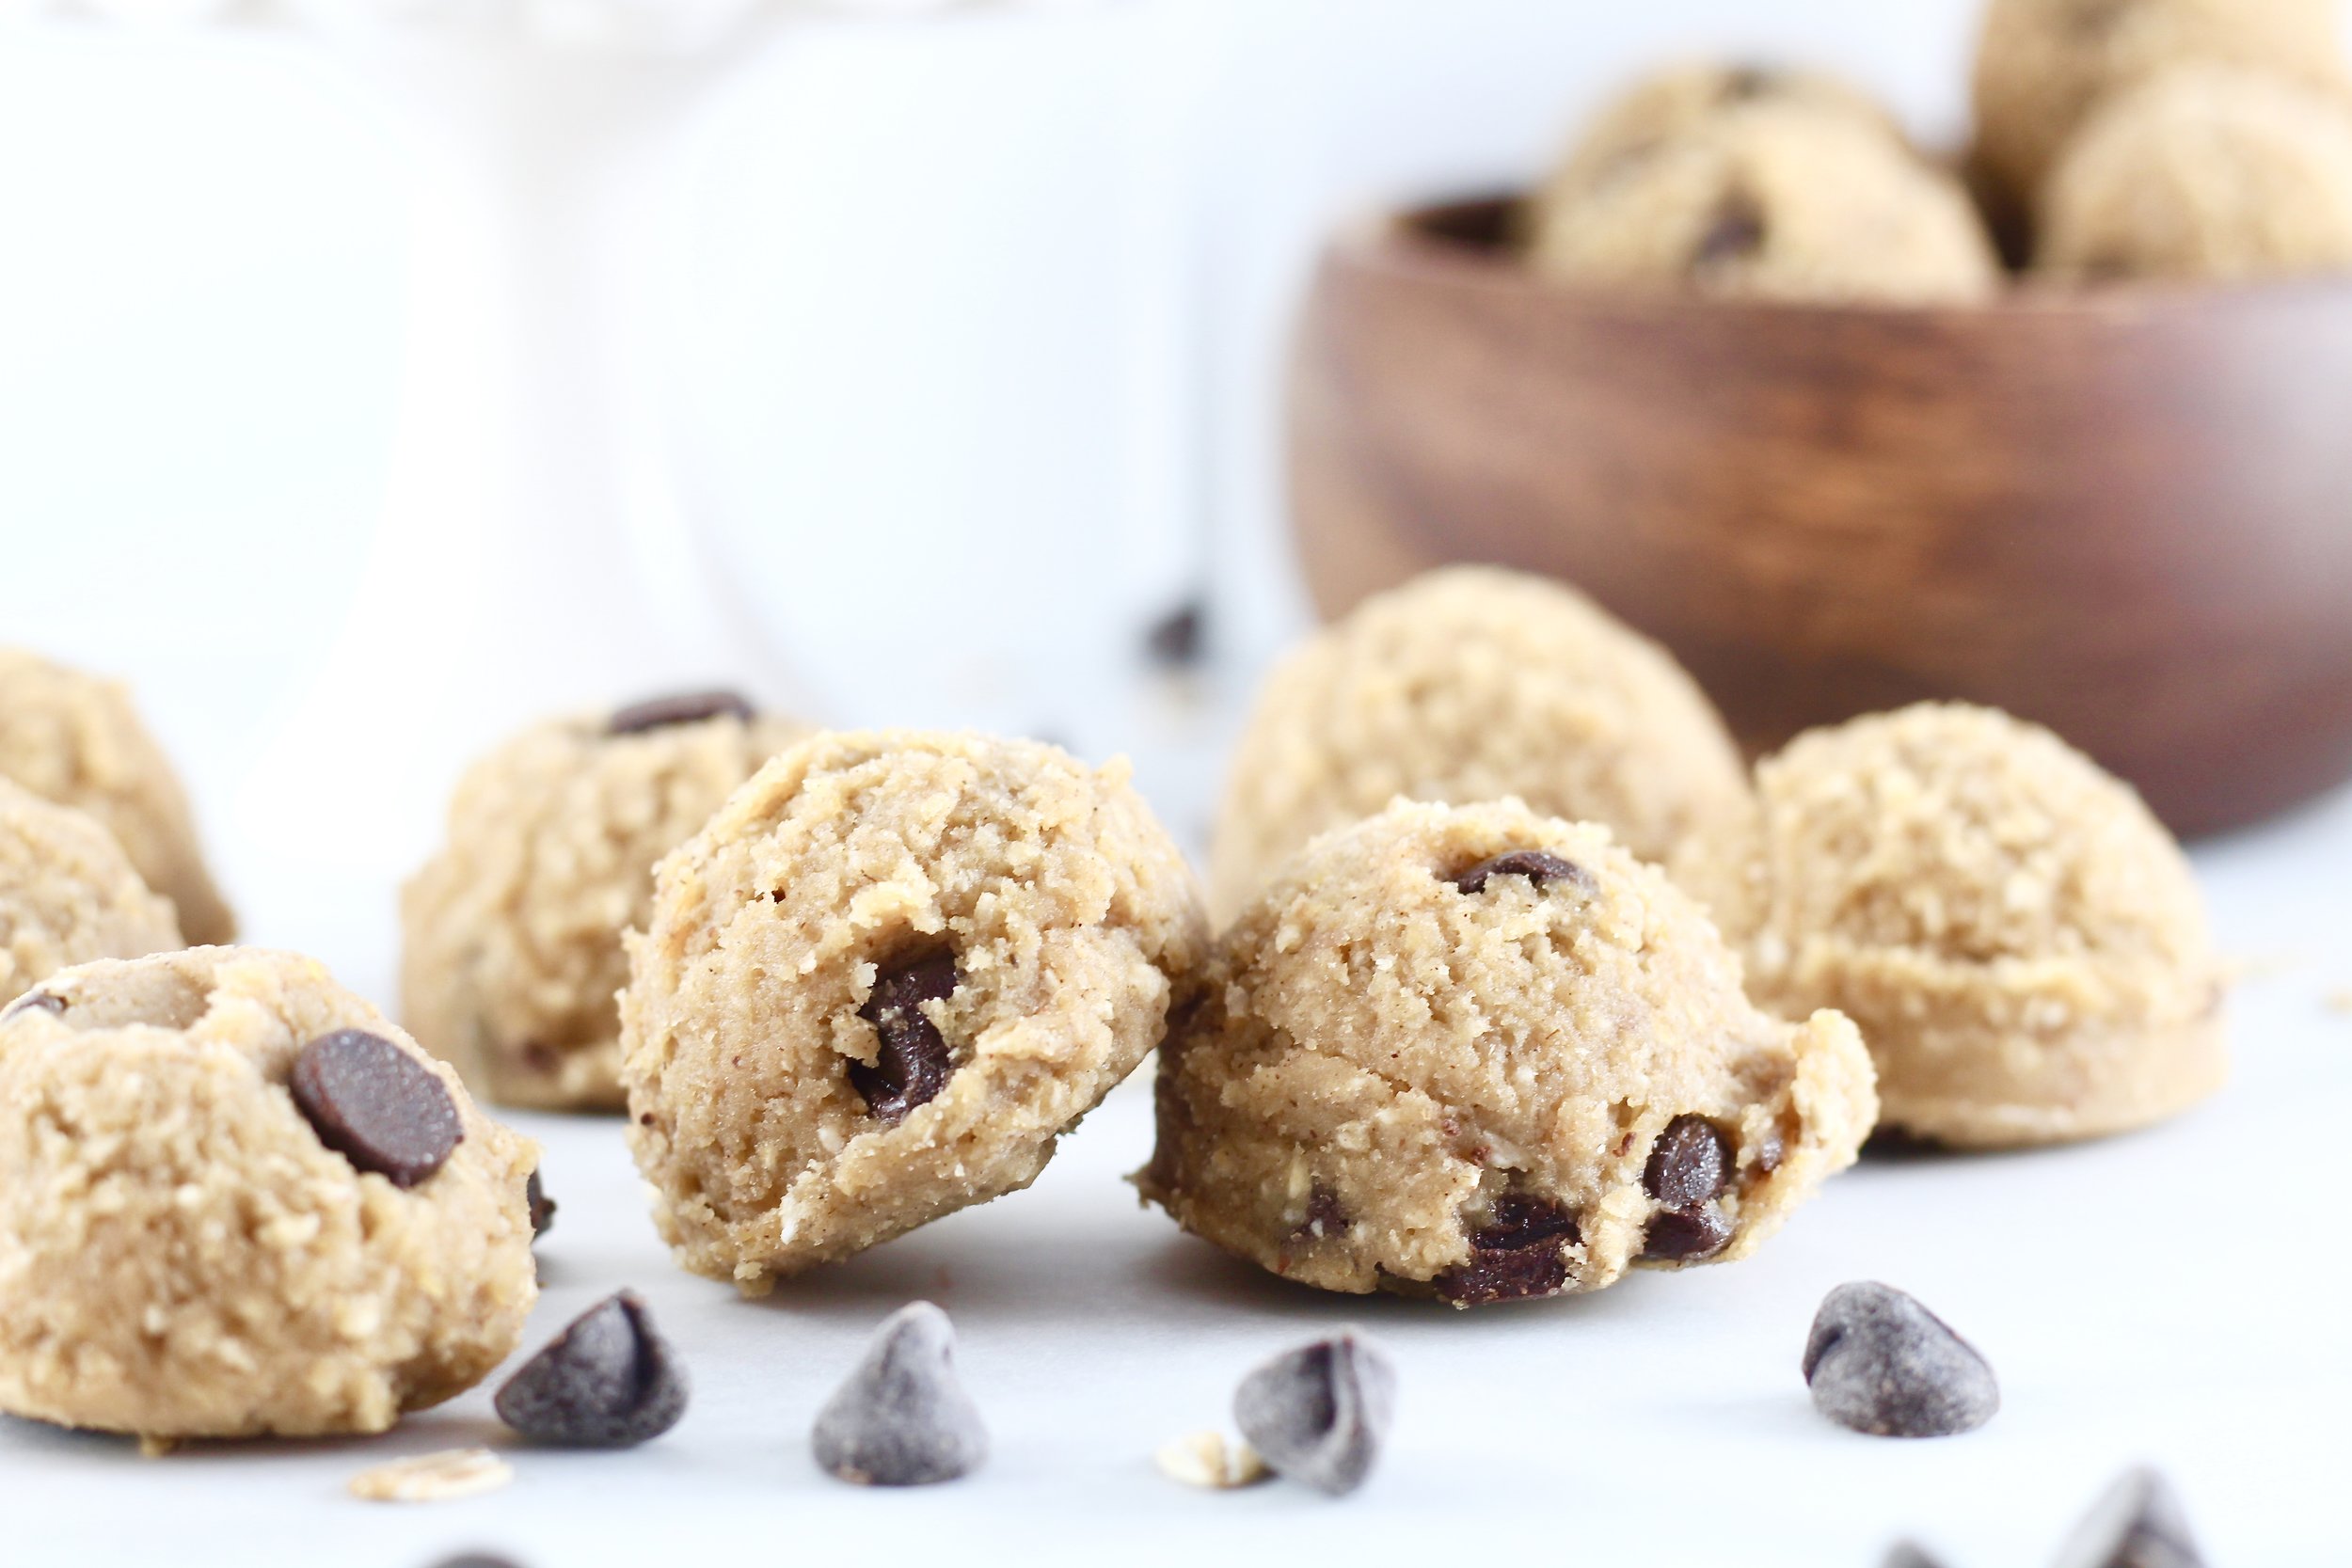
{"left": 1291, "top": 197, "right": 2352, "bottom": 836}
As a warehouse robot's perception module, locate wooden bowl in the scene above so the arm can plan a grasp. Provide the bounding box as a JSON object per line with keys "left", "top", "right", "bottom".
{"left": 1290, "top": 196, "right": 2352, "bottom": 837}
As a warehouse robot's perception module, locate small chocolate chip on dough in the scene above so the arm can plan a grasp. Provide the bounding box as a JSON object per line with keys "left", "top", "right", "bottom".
{"left": 1642, "top": 1205, "right": 1735, "bottom": 1261}
{"left": 850, "top": 950, "right": 959, "bottom": 1123}
{"left": 495, "top": 1291, "right": 688, "bottom": 1448}
{"left": 1644, "top": 1115, "right": 1732, "bottom": 1208}
{"left": 1693, "top": 190, "right": 1769, "bottom": 267}
{"left": 1451, "top": 851, "right": 1593, "bottom": 896}
{"left": 525, "top": 1169, "right": 556, "bottom": 1238}
{"left": 291, "top": 1028, "right": 464, "bottom": 1189}
{"left": 812, "top": 1302, "right": 988, "bottom": 1487}
{"left": 2051, "top": 1466, "right": 2207, "bottom": 1568}
{"left": 1232, "top": 1333, "right": 1396, "bottom": 1497}
{"left": 606, "top": 689, "right": 755, "bottom": 736}
{"left": 1434, "top": 1195, "right": 1579, "bottom": 1306}
{"left": 1295, "top": 1186, "right": 1350, "bottom": 1243}
{"left": 1804, "top": 1282, "right": 1998, "bottom": 1438}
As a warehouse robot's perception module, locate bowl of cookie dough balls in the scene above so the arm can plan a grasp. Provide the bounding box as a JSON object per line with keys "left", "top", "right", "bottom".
{"left": 1292, "top": 0, "right": 2352, "bottom": 839}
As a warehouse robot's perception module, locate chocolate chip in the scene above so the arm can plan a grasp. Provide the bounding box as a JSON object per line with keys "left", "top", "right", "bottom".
{"left": 1644, "top": 1115, "right": 1731, "bottom": 1208}
{"left": 1804, "top": 1282, "right": 1999, "bottom": 1438}
{"left": 605, "top": 689, "right": 754, "bottom": 736}
{"left": 1880, "top": 1544, "right": 1948, "bottom": 1568}
{"left": 1144, "top": 598, "right": 1207, "bottom": 668}
{"left": 1232, "top": 1333, "right": 1395, "bottom": 1497}
{"left": 1722, "top": 64, "right": 1781, "bottom": 101}
{"left": 526, "top": 1169, "right": 556, "bottom": 1238}
{"left": 290, "top": 1029, "right": 463, "bottom": 1188}
{"left": 812, "top": 1302, "right": 988, "bottom": 1486}
{"left": 1450, "top": 851, "right": 1592, "bottom": 896}
{"left": 428, "top": 1556, "right": 527, "bottom": 1568}
{"left": 0, "top": 990, "right": 63, "bottom": 1022}
{"left": 1294, "top": 1185, "right": 1350, "bottom": 1243}
{"left": 2051, "top": 1467, "right": 2206, "bottom": 1568}
{"left": 850, "top": 950, "right": 958, "bottom": 1124}
{"left": 495, "top": 1291, "right": 688, "bottom": 1448}
{"left": 1641, "top": 1204, "right": 1734, "bottom": 1261}
{"left": 1434, "top": 1194, "right": 1578, "bottom": 1305}
{"left": 1694, "top": 191, "right": 1767, "bottom": 269}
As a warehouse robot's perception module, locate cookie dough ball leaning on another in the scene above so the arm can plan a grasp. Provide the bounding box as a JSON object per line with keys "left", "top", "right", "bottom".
{"left": 0, "top": 647, "right": 234, "bottom": 945}
{"left": 621, "top": 730, "right": 1205, "bottom": 1291}
{"left": 0, "top": 947, "right": 538, "bottom": 1440}
{"left": 1139, "top": 800, "right": 1878, "bottom": 1307}
{"left": 2039, "top": 67, "right": 2352, "bottom": 282}
{"left": 0, "top": 778, "right": 182, "bottom": 1007}
{"left": 1526, "top": 103, "right": 2001, "bottom": 305}
{"left": 402, "top": 689, "right": 808, "bottom": 1111}
{"left": 1737, "top": 704, "right": 2226, "bottom": 1148}
{"left": 1209, "top": 566, "right": 1753, "bottom": 927}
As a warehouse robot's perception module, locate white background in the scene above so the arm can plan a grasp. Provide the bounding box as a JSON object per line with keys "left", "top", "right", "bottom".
{"left": 2, "top": 3, "right": 2349, "bottom": 1563}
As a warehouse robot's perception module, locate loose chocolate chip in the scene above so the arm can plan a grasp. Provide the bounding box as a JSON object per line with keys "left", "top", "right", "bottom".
{"left": 850, "top": 950, "right": 959, "bottom": 1124}
{"left": 526, "top": 1169, "right": 556, "bottom": 1238}
{"left": 605, "top": 689, "right": 754, "bottom": 736}
{"left": 1694, "top": 191, "right": 1768, "bottom": 269}
{"left": 812, "top": 1302, "right": 988, "bottom": 1486}
{"left": 1880, "top": 1544, "right": 1948, "bottom": 1568}
{"left": 428, "top": 1556, "right": 526, "bottom": 1568}
{"left": 2051, "top": 1467, "right": 2206, "bottom": 1568}
{"left": 1641, "top": 1204, "right": 1734, "bottom": 1261}
{"left": 1144, "top": 597, "right": 1207, "bottom": 668}
{"left": 495, "top": 1291, "right": 687, "bottom": 1448}
{"left": 1434, "top": 1194, "right": 1578, "bottom": 1305}
{"left": 1451, "top": 851, "right": 1593, "bottom": 896}
{"left": 1644, "top": 1115, "right": 1732, "bottom": 1209}
{"left": 0, "top": 990, "right": 63, "bottom": 1022}
{"left": 1232, "top": 1333, "right": 1394, "bottom": 1497}
{"left": 290, "top": 1029, "right": 463, "bottom": 1188}
{"left": 1294, "top": 1185, "right": 1350, "bottom": 1243}
{"left": 1804, "top": 1282, "right": 1999, "bottom": 1438}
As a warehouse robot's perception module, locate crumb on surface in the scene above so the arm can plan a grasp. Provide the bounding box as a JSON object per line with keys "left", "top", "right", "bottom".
{"left": 348, "top": 1448, "right": 515, "bottom": 1503}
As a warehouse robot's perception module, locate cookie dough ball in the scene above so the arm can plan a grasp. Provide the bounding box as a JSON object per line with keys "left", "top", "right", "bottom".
{"left": 0, "top": 779, "right": 181, "bottom": 1007}
{"left": 1209, "top": 566, "right": 1751, "bottom": 926}
{"left": 1526, "top": 103, "right": 2000, "bottom": 305}
{"left": 1139, "top": 800, "right": 1877, "bottom": 1305}
{"left": 0, "top": 648, "right": 233, "bottom": 946}
{"left": 1972, "top": 0, "right": 2347, "bottom": 214}
{"left": 621, "top": 730, "right": 1205, "bottom": 1289}
{"left": 402, "top": 690, "right": 808, "bottom": 1111}
{"left": 2039, "top": 67, "right": 2352, "bottom": 280}
{"left": 0, "top": 948, "right": 538, "bottom": 1439}
{"left": 1739, "top": 705, "right": 2226, "bottom": 1148}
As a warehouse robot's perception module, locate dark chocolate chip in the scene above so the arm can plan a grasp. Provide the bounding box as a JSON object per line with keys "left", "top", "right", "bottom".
{"left": 494, "top": 1291, "right": 688, "bottom": 1448}
{"left": 1144, "top": 598, "right": 1207, "bottom": 668}
{"left": 606, "top": 689, "right": 754, "bottom": 736}
{"left": 812, "top": 1302, "right": 988, "bottom": 1486}
{"left": 1693, "top": 191, "right": 1768, "bottom": 269}
{"left": 289, "top": 1029, "right": 462, "bottom": 1188}
{"left": 850, "top": 950, "right": 958, "bottom": 1124}
{"left": 1804, "top": 1282, "right": 1999, "bottom": 1438}
{"left": 1722, "top": 64, "right": 1781, "bottom": 101}
{"left": 1880, "top": 1544, "right": 1948, "bottom": 1568}
{"left": 1, "top": 990, "right": 63, "bottom": 1022}
{"left": 1232, "top": 1333, "right": 1395, "bottom": 1497}
{"left": 1294, "top": 1186, "right": 1350, "bottom": 1243}
{"left": 1641, "top": 1204, "right": 1734, "bottom": 1261}
{"left": 428, "top": 1556, "right": 527, "bottom": 1568}
{"left": 1451, "top": 851, "right": 1593, "bottom": 896}
{"left": 1644, "top": 1115, "right": 1732, "bottom": 1209}
{"left": 1435, "top": 1194, "right": 1578, "bottom": 1305}
{"left": 526, "top": 1169, "right": 556, "bottom": 1239}
{"left": 2052, "top": 1466, "right": 2206, "bottom": 1568}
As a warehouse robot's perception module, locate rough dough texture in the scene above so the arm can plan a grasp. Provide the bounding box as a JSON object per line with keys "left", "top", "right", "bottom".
{"left": 621, "top": 730, "right": 1205, "bottom": 1289}
{"left": 1526, "top": 102, "right": 2000, "bottom": 305}
{"left": 1970, "top": 0, "right": 2348, "bottom": 214}
{"left": 0, "top": 947, "right": 537, "bottom": 1439}
{"left": 0, "top": 648, "right": 233, "bottom": 946}
{"left": 2039, "top": 67, "right": 2352, "bottom": 280}
{"left": 402, "top": 702, "right": 808, "bottom": 1111}
{"left": 1733, "top": 704, "right": 2226, "bottom": 1148}
{"left": 0, "top": 779, "right": 181, "bottom": 1008}
{"left": 1209, "top": 566, "right": 1752, "bottom": 927}
{"left": 1140, "top": 800, "right": 1876, "bottom": 1304}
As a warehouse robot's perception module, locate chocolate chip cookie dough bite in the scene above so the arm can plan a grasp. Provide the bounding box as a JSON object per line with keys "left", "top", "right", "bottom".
{"left": 2039, "top": 67, "right": 2352, "bottom": 281}
{"left": 1737, "top": 704, "right": 2226, "bottom": 1148}
{"left": 620, "top": 730, "right": 1204, "bottom": 1290}
{"left": 0, "top": 647, "right": 234, "bottom": 946}
{"left": 0, "top": 779, "right": 181, "bottom": 1006}
{"left": 1139, "top": 800, "right": 1877, "bottom": 1306}
{"left": 1209, "top": 566, "right": 1752, "bottom": 926}
{"left": 402, "top": 689, "right": 807, "bottom": 1111}
{"left": 0, "top": 948, "right": 537, "bottom": 1440}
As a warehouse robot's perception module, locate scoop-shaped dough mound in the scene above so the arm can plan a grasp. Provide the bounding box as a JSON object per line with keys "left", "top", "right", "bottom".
{"left": 402, "top": 699, "right": 808, "bottom": 1111}
{"left": 0, "top": 778, "right": 181, "bottom": 1007}
{"left": 1739, "top": 704, "right": 2226, "bottom": 1147}
{"left": 0, "top": 648, "right": 233, "bottom": 946}
{"left": 1209, "top": 566, "right": 1751, "bottom": 926}
{"left": 1141, "top": 800, "right": 1877, "bottom": 1306}
{"left": 621, "top": 730, "right": 1206, "bottom": 1290}
{"left": 2039, "top": 66, "right": 2352, "bottom": 281}
{"left": 0, "top": 947, "right": 538, "bottom": 1439}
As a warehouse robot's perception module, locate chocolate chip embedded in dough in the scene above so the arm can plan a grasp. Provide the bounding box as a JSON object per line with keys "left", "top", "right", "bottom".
{"left": 1450, "top": 851, "right": 1593, "bottom": 896}
{"left": 1693, "top": 191, "right": 1768, "bottom": 268}
{"left": 850, "top": 950, "right": 960, "bottom": 1123}
{"left": 289, "top": 1029, "right": 463, "bottom": 1189}
{"left": 1644, "top": 1115, "right": 1732, "bottom": 1209}
{"left": 1641, "top": 1204, "right": 1734, "bottom": 1261}
{"left": 1434, "top": 1194, "right": 1579, "bottom": 1305}
{"left": 526, "top": 1169, "right": 557, "bottom": 1238}
{"left": 606, "top": 689, "right": 754, "bottom": 736}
